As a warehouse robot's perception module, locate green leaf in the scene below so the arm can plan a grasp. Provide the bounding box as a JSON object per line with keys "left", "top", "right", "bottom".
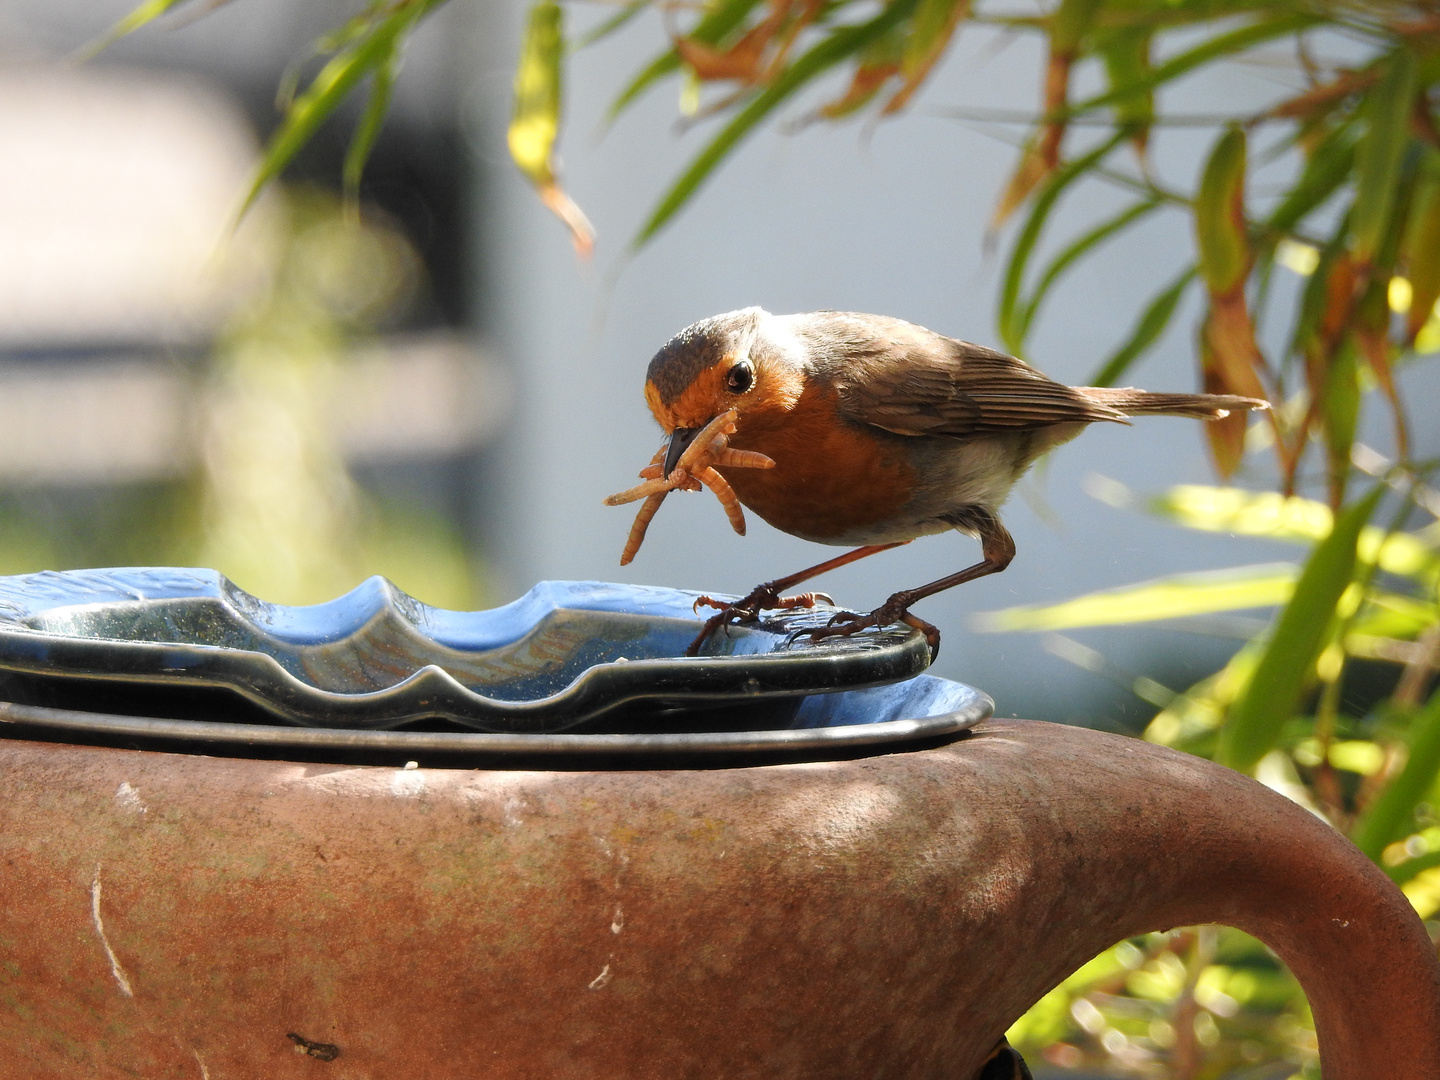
{"left": 1351, "top": 48, "right": 1418, "bottom": 266}
{"left": 1048, "top": 0, "right": 1102, "bottom": 56}
{"left": 997, "top": 129, "right": 1128, "bottom": 353}
{"left": 1216, "top": 486, "right": 1385, "bottom": 774}
{"left": 607, "top": 0, "right": 765, "bottom": 121}
{"left": 1354, "top": 686, "right": 1440, "bottom": 864}
{"left": 343, "top": 39, "right": 401, "bottom": 206}
{"left": 1403, "top": 149, "right": 1440, "bottom": 340}
{"left": 1067, "top": 12, "right": 1322, "bottom": 120}
{"left": 1265, "top": 123, "right": 1356, "bottom": 240}
{"left": 241, "top": 0, "right": 436, "bottom": 217}
{"left": 1088, "top": 267, "right": 1194, "bottom": 386}
{"left": 1194, "top": 125, "right": 1248, "bottom": 295}
{"left": 1098, "top": 27, "right": 1153, "bottom": 135}
{"left": 78, "top": 0, "right": 194, "bottom": 59}
{"left": 576, "top": 0, "right": 651, "bottom": 50}
{"left": 973, "top": 563, "right": 1300, "bottom": 633}
{"left": 635, "top": 0, "right": 923, "bottom": 245}
{"left": 1017, "top": 197, "right": 1162, "bottom": 346}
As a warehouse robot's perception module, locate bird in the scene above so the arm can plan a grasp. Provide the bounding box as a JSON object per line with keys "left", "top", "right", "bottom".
{"left": 619, "top": 307, "right": 1268, "bottom": 657}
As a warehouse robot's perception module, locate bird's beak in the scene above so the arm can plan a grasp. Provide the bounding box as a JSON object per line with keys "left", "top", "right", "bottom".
{"left": 663, "top": 426, "right": 701, "bottom": 479}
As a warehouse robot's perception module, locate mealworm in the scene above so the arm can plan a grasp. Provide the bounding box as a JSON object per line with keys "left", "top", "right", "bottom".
{"left": 697, "top": 467, "right": 746, "bottom": 536}
{"left": 604, "top": 407, "right": 773, "bottom": 562}
{"left": 619, "top": 492, "right": 667, "bottom": 566}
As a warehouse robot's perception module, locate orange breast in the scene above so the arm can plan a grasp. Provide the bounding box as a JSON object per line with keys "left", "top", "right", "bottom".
{"left": 717, "top": 382, "right": 915, "bottom": 543}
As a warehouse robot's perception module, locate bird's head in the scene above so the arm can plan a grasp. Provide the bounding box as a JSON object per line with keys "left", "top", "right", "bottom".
{"left": 643, "top": 307, "right": 803, "bottom": 477}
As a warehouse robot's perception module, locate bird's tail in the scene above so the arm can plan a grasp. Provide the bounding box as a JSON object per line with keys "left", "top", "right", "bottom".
{"left": 1077, "top": 387, "right": 1269, "bottom": 420}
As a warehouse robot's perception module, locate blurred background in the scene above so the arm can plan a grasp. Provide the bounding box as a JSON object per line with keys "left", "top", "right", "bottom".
{"left": 9, "top": 0, "right": 1414, "bottom": 727}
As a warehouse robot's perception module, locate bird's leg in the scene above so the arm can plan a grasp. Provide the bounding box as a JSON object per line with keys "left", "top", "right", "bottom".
{"left": 804, "top": 511, "right": 1017, "bottom": 661}
{"left": 685, "top": 542, "right": 909, "bottom": 656}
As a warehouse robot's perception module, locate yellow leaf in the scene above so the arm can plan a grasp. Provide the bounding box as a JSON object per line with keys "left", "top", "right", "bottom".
{"left": 973, "top": 563, "right": 1299, "bottom": 632}
{"left": 509, "top": 0, "right": 594, "bottom": 256}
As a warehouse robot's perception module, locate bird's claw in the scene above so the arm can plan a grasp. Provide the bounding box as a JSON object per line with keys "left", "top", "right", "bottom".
{"left": 800, "top": 603, "right": 941, "bottom": 662}
{"left": 685, "top": 587, "right": 834, "bottom": 656}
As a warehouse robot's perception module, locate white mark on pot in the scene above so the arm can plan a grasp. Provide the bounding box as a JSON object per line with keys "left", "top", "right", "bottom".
{"left": 502, "top": 795, "right": 524, "bottom": 827}
{"left": 588, "top": 962, "right": 612, "bottom": 990}
{"left": 611, "top": 905, "right": 624, "bottom": 934}
{"left": 1333, "top": 918, "right": 1350, "bottom": 928}
{"left": 90, "top": 865, "right": 134, "bottom": 998}
{"left": 390, "top": 768, "right": 425, "bottom": 798}
{"left": 114, "top": 782, "right": 146, "bottom": 815}
{"left": 192, "top": 1049, "right": 210, "bottom": 1079}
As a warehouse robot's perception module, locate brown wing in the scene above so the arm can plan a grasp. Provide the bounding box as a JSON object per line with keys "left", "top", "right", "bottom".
{"left": 793, "top": 312, "right": 1125, "bottom": 439}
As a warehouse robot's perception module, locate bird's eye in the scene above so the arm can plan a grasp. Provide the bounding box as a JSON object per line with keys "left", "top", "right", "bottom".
{"left": 726, "top": 361, "right": 754, "bottom": 394}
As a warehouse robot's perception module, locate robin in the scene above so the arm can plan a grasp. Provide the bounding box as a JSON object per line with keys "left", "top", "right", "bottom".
{"left": 615, "top": 307, "right": 1267, "bottom": 657}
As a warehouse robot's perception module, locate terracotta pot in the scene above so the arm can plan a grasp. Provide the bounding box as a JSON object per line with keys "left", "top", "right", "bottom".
{"left": 1, "top": 718, "right": 1436, "bottom": 1078}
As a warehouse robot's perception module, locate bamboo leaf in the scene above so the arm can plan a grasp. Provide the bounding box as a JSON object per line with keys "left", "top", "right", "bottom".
{"left": 315, "top": 1, "right": 392, "bottom": 55}
{"left": 883, "top": 0, "right": 972, "bottom": 114}
{"left": 635, "top": 0, "right": 922, "bottom": 245}
{"left": 79, "top": 0, "right": 196, "bottom": 59}
{"left": 1098, "top": 27, "right": 1153, "bottom": 145}
{"left": 343, "top": 39, "right": 401, "bottom": 207}
{"left": 1018, "top": 197, "right": 1162, "bottom": 345}
{"left": 241, "top": 7, "right": 428, "bottom": 218}
{"left": 1217, "top": 486, "right": 1385, "bottom": 774}
{"left": 1067, "top": 12, "right": 1322, "bottom": 120}
{"left": 1351, "top": 47, "right": 1418, "bottom": 266}
{"left": 510, "top": 0, "right": 595, "bottom": 255}
{"left": 576, "top": 0, "right": 651, "bottom": 49}
{"left": 1266, "top": 124, "right": 1356, "bottom": 240}
{"left": 1403, "top": 150, "right": 1440, "bottom": 342}
{"left": 607, "top": 0, "right": 765, "bottom": 120}
{"left": 509, "top": 0, "right": 566, "bottom": 189}
{"left": 973, "top": 563, "right": 1300, "bottom": 633}
{"left": 1195, "top": 125, "right": 1249, "bottom": 296}
{"left": 1123, "top": 483, "right": 1438, "bottom": 580}
{"left": 997, "top": 129, "right": 1128, "bottom": 353}
{"left": 1048, "top": 0, "right": 1101, "bottom": 56}
{"left": 818, "top": 25, "right": 905, "bottom": 119}
{"left": 1354, "top": 685, "right": 1440, "bottom": 863}
{"left": 1088, "top": 267, "right": 1194, "bottom": 386}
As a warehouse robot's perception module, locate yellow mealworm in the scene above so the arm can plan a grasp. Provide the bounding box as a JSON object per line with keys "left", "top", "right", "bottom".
{"left": 697, "top": 467, "right": 746, "bottom": 535}
{"left": 619, "top": 492, "right": 667, "bottom": 565}
{"left": 605, "top": 407, "right": 775, "bottom": 562}
{"left": 603, "top": 477, "right": 673, "bottom": 506}
{"left": 715, "top": 447, "right": 775, "bottom": 471}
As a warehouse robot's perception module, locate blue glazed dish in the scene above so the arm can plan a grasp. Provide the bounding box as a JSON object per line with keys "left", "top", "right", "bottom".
{"left": 0, "top": 569, "right": 943, "bottom": 735}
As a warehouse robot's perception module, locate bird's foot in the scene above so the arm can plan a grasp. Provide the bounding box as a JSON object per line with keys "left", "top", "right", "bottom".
{"left": 685, "top": 586, "right": 834, "bottom": 657}
{"left": 800, "top": 598, "right": 941, "bottom": 661}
